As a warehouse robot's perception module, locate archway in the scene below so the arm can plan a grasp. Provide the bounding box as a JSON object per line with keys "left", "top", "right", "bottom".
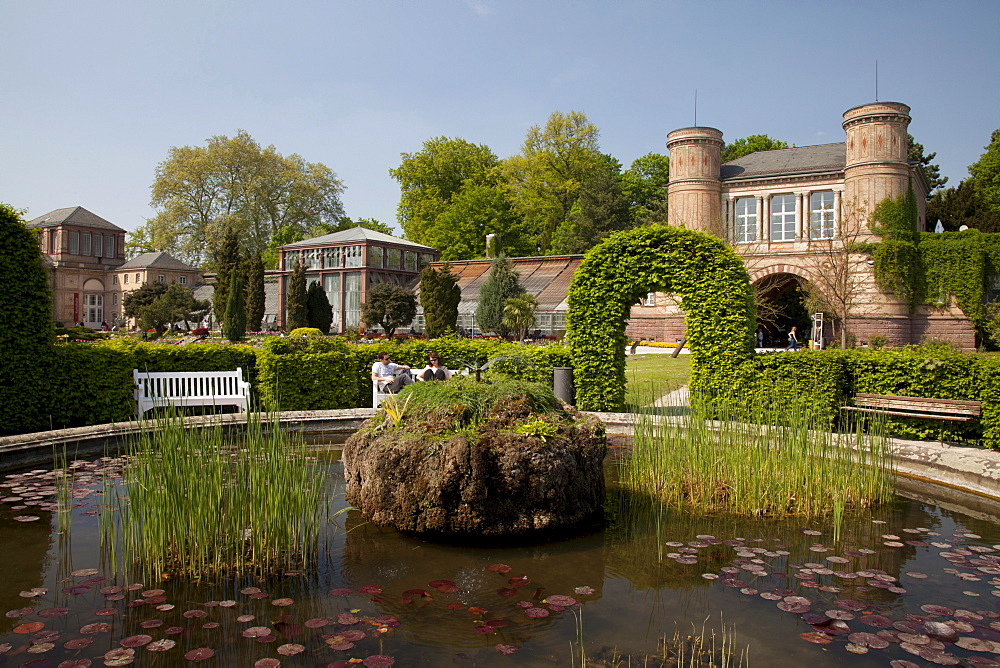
{"left": 566, "top": 225, "right": 755, "bottom": 412}
{"left": 752, "top": 272, "right": 812, "bottom": 348}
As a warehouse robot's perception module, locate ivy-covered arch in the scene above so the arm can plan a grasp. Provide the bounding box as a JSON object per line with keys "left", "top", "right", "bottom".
{"left": 566, "top": 225, "right": 755, "bottom": 411}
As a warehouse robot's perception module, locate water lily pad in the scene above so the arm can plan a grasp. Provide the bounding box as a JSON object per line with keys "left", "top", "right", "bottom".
{"left": 357, "top": 585, "right": 382, "bottom": 594}
{"left": 487, "top": 564, "right": 512, "bottom": 574}
{"left": 328, "top": 588, "right": 352, "bottom": 596}
{"left": 119, "top": 635, "right": 152, "bottom": 648}
{"left": 254, "top": 660, "right": 281, "bottom": 668}
{"left": 243, "top": 627, "right": 273, "bottom": 638}
{"left": 63, "top": 638, "right": 93, "bottom": 650}
{"left": 145, "top": 639, "right": 176, "bottom": 652}
{"left": 182, "top": 609, "right": 207, "bottom": 618}
{"left": 184, "top": 647, "right": 214, "bottom": 661}
{"left": 524, "top": 607, "right": 549, "bottom": 618}
{"left": 277, "top": 643, "right": 305, "bottom": 656}
{"left": 271, "top": 598, "right": 294, "bottom": 607}
{"left": 496, "top": 644, "right": 518, "bottom": 655}
{"left": 799, "top": 632, "right": 832, "bottom": 644}
{"left": 545, "top": 595, "right": 577, "bottom": 607}
{"left": 574, "top": 586, "right": 595, "bottom": 595}
{"left": 363, "top": 656, "right": 395, "bottom": 667}
{"left": 956, "top": 637, "right": 1000, "bottom": 652}
{"left": 341, "top": 630, "right": 366, "bottom": 641}
{"left": 14, "top": 621, "right": 45, "bottom": 633}
{"left": 37, "top": 607, "right": 69, "bottom": 618}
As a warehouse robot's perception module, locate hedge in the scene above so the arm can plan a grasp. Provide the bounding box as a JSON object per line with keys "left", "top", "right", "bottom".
{"left": 1, "top": 337, "right": 572, "bottom": 434}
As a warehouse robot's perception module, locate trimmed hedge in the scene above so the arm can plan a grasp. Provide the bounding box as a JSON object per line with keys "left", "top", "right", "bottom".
{"left": 2, "top": 337, "right": 572, "bottom": 434}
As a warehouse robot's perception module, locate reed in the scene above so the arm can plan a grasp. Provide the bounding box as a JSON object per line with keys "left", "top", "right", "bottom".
{"left": 102, "top": 411, "right": 328, "bottom": 579}
{"left": 619, "top": 388, "right": 895, "bottom": 517}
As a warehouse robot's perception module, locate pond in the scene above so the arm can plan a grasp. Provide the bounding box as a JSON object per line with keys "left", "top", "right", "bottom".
{"left": 1, "top": 448, "right": 1000, "bottom": 667}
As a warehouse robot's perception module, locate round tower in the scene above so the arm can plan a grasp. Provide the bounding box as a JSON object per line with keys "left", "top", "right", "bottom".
{"left": 842, "top": 102, "right": 911, "bottom": 217}
{"left": 666, "top": 126, "right": 724, "bottom": 236}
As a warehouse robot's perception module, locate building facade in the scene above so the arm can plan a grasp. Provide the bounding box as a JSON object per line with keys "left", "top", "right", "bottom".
{"left": 627, "top": 101, "right": 976, "bottom": 349}
{"left": 27, "top": 207, "right": 128, "bottom": 327}
{"left": 277, "top": 227, "right": 438, "bottom": 333}
{"left": 114, "top": 252, "right": 203, "bottom": 327}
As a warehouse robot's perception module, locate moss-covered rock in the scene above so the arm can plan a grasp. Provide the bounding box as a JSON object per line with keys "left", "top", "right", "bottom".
{"left": 342, "top": 379, "right": 606, "bottom": 537}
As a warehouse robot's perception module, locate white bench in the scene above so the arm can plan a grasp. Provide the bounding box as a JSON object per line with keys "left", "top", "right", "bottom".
{"left": 134, "top": 368, "right": 251, "bottom": 416}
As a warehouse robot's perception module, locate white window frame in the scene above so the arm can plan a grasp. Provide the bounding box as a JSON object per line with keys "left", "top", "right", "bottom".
{"left": 810, "top": 191, "right": 836, "bottom": 240}
{"left": 179, "top": 276, "right": 187, "bottom": 285}
{"left": 734, "top": 197, "right": 757, "bottom": 243}
{"left": 770, "top": 194, "right": 796, "bottom": 242}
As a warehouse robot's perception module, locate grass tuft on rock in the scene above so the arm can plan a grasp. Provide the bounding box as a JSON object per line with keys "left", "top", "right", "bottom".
{"left": 396, "top": 377, "right": 561, "bottom": 429}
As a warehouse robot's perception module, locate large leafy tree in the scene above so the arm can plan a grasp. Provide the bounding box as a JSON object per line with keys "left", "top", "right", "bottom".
{"left": 908, "top": 134, "right": 948, "bottom": 194}
{"left": 475, "top": 256, "right": 524, "bottom": 336}
{"left": 621, "top": 152, "right": 670, "bottom": 225}
{"left": 123, "top": 281, "right": 169, "bottom": 319}
{"left": 927, "top": 180, "right": 1000, "bottom": 232}
{"left": 141, "top": 130, "right": 345, "bottom": 266}
{"left": 551, "top": 155, "right": 631, "bottom": 254}
{"left": 390, "top": 137, "right": 527, "bottom": 259}
{"left": 969, "top": 130, "right": 1000, "bottom": 213}
{"left": 419, "top": 263, "right": 461, "bottom": 338}
{"left": 306, "top": 281, "right": 333, "bottom": 334}
{"left": 721, "top": 134, "right": 790, "bottom": 162}
{"left": 504, "top": 111, "right": 605, "bottom": 254}
{"left": 361, "top": 282, "right": 417, "bottom": 339}
{"left": 285, "top": 260, "right": 309, "bottom": 331}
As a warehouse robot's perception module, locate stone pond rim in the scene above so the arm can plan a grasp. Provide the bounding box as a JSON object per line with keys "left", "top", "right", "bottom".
{"left": 1, "top": 408, "right": 1000, "bottom": 505}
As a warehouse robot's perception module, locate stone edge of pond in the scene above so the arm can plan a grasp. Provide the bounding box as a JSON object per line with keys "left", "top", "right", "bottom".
{"left": 2, "top": 409, "right": 999, "bottom": 505}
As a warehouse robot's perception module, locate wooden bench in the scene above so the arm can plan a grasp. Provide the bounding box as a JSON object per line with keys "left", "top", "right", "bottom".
{"left": 134, "top": 368, "right": 251, "bottom": 416}
{"left": 841, "top": 393, "right": 981, "bottom": 440}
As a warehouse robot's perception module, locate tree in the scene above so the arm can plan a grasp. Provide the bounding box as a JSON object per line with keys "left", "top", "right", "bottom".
{"left": 475, "top": 256, "right": 524, "bottom": 336}
{"left": 210, "top": 227, "right": 242, "bottom": 327}
{"left": 551, "top": 155, "right": 630, "bottom": 254}
{"left": 137, "top": 284, "right": 206, "bottom": 333}
{"left": 801, "top": 202, "right": 876, "bottom": 348}
{"left": 908, "top": 134, "right": 948, "bottom": 194}
{"left": 123, "top": 281, "right": 169, "bottom": 320}
{"left": 306, "top": 281, "right": 333, "bottom": 334}
{"left": 721, "top": 134, "right": 790, "bottom": 162}
{"left": 0, "top": 203, "right": 54, "bottom": 434}
{"left": 222, "top": 270, "right": 247, "bottom": 342}
{"left": 969, "top": 130, "right": 1000, "bottom": 214}
{"left": 504, "top": 111, "right": 605, "bottom": 254}
{"left": 262, "top": 225, "right": 305, "bottom": 270}
{"left": 927, "top": 180, "right": 1000, "bottom": 232}
{"left": 419, "top": 263, "right": 461, "bottom": 338}
{"left": 243, "top": 254, "right": 265, "bottom": 331}
{"left": 285, "top": 260, "right": 308, "bottom": 331}
{"left": 502, "top": 293, "right": 539, "bottom": 340}
{"left": 390, "top": 137, "right": 528, "bottom": 259}
{"left": 124, "top": 226, "right": 157, "bottom": 259}
{"left": 141, "top": 130, "right": 345, "bottom": 266}
{"left": 621, "top": 152, "right": 670, "bottom": 225}
{"left": 361, "top": 282, "right": 417, "bottom": 339}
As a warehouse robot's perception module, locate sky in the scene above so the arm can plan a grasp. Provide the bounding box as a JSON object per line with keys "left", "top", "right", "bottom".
{"left": 3, "top": 0, "right": 999, "bottom": 238}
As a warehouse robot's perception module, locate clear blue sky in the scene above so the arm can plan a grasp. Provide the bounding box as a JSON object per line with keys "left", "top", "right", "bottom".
{"left": 3, "top": 0, "right": 998, "bottom": 236}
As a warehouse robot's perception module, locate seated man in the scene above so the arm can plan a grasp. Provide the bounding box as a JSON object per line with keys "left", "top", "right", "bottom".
{"left": 418, "top": 353, "right": 451, "bottom": 381}
{"left": 371, "top": 351, "right": 414, "bottom": 394}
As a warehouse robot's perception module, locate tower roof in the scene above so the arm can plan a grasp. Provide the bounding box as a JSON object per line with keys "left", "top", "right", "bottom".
{"left": 26, "top": 206, "right": 126, "bottom": 232}
{"left": 720, "top": 143, "right": 846, "bottom": 181}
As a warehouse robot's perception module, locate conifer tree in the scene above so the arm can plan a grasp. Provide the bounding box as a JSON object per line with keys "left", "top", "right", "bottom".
{"left": 419, "top": 263, "right": 461, "bottom": 338}
{"left": 285, "top": 260, "right": 308, "bottom": 330}
{"left": 306, "top": 281, "right": 333, "bottom": 333}
{"left": 222, "top": 269, "right": 246, "bottom": 342}
{"left": 243, "top": 253, "right": 265, "bottom": 331}
{"left": 475, "top": 256, "right": 524, "bottom": 336}
{"left": 211, "top": 227, "right": 241, "bottom": 328}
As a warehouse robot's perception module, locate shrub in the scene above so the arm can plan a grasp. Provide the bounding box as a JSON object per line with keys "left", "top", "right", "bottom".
{"left": 289, "top": 327, "right": 325, "bottom": 337}
{"left": 192, "top": 327, "right": 210, "bottom": 337}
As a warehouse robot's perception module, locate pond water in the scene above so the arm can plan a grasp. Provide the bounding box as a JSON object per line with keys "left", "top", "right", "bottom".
{"left": 2, "top": 449, "right": 1000, "bottom": 667}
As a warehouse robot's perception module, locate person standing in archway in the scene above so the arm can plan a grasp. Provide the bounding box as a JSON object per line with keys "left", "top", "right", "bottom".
{"left": 785, "top": 326, "right": 799, "bottom": 351}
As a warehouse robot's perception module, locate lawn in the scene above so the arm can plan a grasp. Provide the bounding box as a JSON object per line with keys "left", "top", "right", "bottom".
{"left": 624, "top": 354, "right": 691, "bottom": 407}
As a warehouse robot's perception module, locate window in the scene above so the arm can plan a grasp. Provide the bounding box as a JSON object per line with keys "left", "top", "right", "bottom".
{"left": 305, "top": 248, "right": 321, "bottom": 269}
{"left": 368, "top": 246, "right": 384, "bottom": 268}
{"left": 179, "top": 276, "right": 187, "bottom": 285}
{"left": 324, "top": 246, "right": 342, "bottom": 269}
{"left": 135, "top": 273, "right": 141, "bottom": 283}
{"left": 123, "top": 274, "right": 129, "bottom": 285}
{"left": 105, "top": 234, "right": 115, "bottom": 258}
{"left": 49, "top": 230, "right": 57, "bottom": 254}
{"left": 770, "top": 194, "right": 796, "bottom": 242}
{"left": 734, "top": 197, "right": 757, "bottom": 243}
{"left": 69, "top": 230, "right": 80, "bottom": 255}
{"left": 324, "top": 273, "right": 342, "bottom": 331}
{"left": 642, "top": 292, "right": 656, "bottom": 306}
{"left": 345, "top": 245, "right": 363, "bottom": 268}
{"left": 387, "top": 247, "right": 401, "bottom": 270}
{"left": 112, "top": 275, "right": 118, "bottom": 285}
{"left": 157, "top": 274, "right": 165, "bottom": 283}
{"left": 94, "top": 233, "right": 103, "bottom": 257}
{"left": 112, "top": 294, "right": 118, "bottom": 305}
{"left": 404, "top": 251, "right": 417, "bottom": 272}
{"left": 420, "top": 253, "right": 435, "bottom": 269}
{"left": 810, "top": 191, "right": 836, "bottom": 240}
{"left": 82, "top": 232, "right": 92, "bottom": 256}
{"left": 344, "top": 272, "right": 361, "bottom": 328}
{"left": 83, "top": 294, "right": 103, "bottom": 324}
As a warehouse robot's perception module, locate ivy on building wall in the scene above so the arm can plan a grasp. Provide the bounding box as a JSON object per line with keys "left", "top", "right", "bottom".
{"left": 870, "top": 186, "right": 924, "bottom": 309}
{"left": 565, "top": 225, "right": 755, "bottom": 412}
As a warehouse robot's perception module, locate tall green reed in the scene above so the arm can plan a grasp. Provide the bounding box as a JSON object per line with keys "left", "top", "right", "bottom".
{"left": 620, "top": 385, "right": 895, "bottom": 518}
{"left": 103, "top": 411, "right": 328, "bottom": 580}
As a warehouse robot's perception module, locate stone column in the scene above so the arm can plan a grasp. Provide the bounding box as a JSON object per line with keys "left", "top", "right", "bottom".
{"left": 761, "top": 195, "right": 770, "bottom": 243}
{"left": 834, "top": 190, "right": 842, "bottom": 237}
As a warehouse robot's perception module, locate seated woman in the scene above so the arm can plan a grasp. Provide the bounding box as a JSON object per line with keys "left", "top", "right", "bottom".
{"left": 419, "top": 353, "right": 451, "bottom": 381}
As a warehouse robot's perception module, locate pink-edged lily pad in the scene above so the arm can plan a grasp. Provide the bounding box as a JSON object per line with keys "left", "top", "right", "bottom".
{"left": 800, "top": 632, "right": 832, "bottom": 644}
{"left": 362, "top": 656, "right": 395, "bottom": 667}
{"left": 146, "top": 639, "right": 176, "bottom": 652}
{"left": 184, "top": 647, "right": 214, "bottom": 661}
{"left": 236, "top": 614, "right": 256, "bottom": 623}
{"left": 277, "top": 643, "right": 305, "bottom": 655}
{"left": 63, "top": 638, "right": 94, "bottom": 650}
{"left": 574, "top": 586, "right": 595, "bottom": 595}
{"left": 119, "top": 635, "right": 152, "bottom": 648}
{"left": 243, "top": 627, "right": 273, "bottom": 638}
{"left": 357, "top": 585, "right": 382, "bottom": 594}
{"left": 255, "top": 660, "right": 281, "bottom": 668}
{"left": 496, "top": 643, "right": 519, "bottom": 655}
{"left": 524, "top": 607, "right": 549, "bottom": 618}
{"left": 328, "top": 588, "right": 353, "bottom": 596}
{"left": 305, "top": 617, "right": 330, "bottom": 628}
{"left": 271, "top": 598, "right": 294, "bottom": 607}
{"left": 103, "top": 648, "right": 135, "bottom": 666}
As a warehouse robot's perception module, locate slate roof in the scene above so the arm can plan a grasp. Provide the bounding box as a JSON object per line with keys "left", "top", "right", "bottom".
{"left": 417, "top": 256, "right": 583, "bottom": 315}
{"left": 281, "top": 226, "right": 435, "bottom": 251}
{"left": 720, "top": 143, "right": 846, "bottom": 181}
{"left": 26, "top": 206, "right": 126, "bottom": 232}
{"left": 117, "top": 252, "right": 199, "bottom": 272}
